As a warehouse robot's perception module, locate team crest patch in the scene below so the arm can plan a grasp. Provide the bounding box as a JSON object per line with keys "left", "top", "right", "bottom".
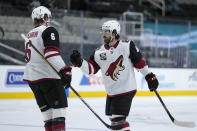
{"left": 100, "top": 53, "right": 107, "bottom": 60}
{"left": 105, "top": 55, "right": 125, "bottom": 81}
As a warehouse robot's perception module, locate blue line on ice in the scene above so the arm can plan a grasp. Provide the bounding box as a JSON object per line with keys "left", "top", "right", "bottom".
{"left": 0, "top": 123, "right": 109, "bottom": 131}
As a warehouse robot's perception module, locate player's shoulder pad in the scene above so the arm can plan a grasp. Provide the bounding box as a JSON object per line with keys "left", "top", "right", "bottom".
{"left": 91, "top": 45, "right": 102, "bottom": 60}
{"left": 97, "top": 45, "right": 102, "bottom": 50}
{"left": 42, "top": 27, "right": 59, "bottom": 40}
{"left": 42, "top": 27, "right": 58, "bottom": 36}
{"left": 95, "top": 45, "right": 103, "bottom": 51}
{"left": 130, "top": 40, "right": 140, "bottom": 53}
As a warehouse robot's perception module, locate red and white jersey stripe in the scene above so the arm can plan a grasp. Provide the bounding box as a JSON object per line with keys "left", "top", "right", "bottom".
{"left": 44, "top": 46, "right": 60, "bottom": 59}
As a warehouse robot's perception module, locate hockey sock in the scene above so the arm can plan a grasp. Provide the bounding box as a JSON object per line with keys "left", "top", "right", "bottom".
{"left": 120, "top": 121, "right": 130, "bottom": 131}
{"left": 51, "top": 117, "right": 65, "bottom": 131}
{"left": 110, "top": 115, "right": 130, "bottom": 131}
{"left": 44, "top": 119, "right": 53, "bottom": 131}
{"left": 111, "top": 121, "right": 130, "bottom": 131}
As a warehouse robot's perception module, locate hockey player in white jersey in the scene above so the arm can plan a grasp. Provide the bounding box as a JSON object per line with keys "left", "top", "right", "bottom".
{"left": 23, "top": 6, "right": 71, "bottom": 131}
{"left": 70, "top": 20, "right": 159, "bottom": 131}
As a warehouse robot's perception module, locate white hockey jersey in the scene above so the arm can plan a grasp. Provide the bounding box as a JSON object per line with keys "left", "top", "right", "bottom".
{"left": 23, "top": 25, "right": 65, "bottom": 83}
{"left": 80, "top": 40, "right": 150, "bottom": 96}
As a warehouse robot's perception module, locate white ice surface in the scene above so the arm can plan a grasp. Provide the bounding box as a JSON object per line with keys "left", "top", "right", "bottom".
{"left": 0, "top": 96, "right": 197, "bottom": 131}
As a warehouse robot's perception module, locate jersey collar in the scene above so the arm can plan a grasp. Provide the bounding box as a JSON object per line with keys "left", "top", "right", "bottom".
{"left": 104, "top": 40, "right": 119, "bottom": 50}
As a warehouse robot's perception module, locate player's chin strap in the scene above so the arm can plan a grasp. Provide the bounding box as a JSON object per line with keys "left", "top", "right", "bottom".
{"left": 110, "top": 32, "right": 114, "bottom": 43}
{"left": 43, "top": 16, "right": 51, "bottom": 26}
{"left": 45, "top": 20, "right": 50, "bottom": 26}
{"left": 21, "top": 33, "right": 123, "bottom": 130}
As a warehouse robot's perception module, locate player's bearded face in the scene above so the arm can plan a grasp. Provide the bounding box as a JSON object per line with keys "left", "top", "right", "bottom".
{"left": 102, "top": 30, "right": 111, "bottom": 44}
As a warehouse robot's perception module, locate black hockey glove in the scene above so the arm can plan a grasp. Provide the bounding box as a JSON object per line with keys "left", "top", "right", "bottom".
{"left": 70, "top": 50, "right": 83, "bottom": 67}
{"left": 59, "top": 66, "right": 72, "bottom": 88}
{"left": 145, "top": 72, "right": 159, "bottom": 92}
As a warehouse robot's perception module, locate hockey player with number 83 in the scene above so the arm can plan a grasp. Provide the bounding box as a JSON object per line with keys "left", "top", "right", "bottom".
{"left": 70, "top": 20, "right": 159, "bottom": 131}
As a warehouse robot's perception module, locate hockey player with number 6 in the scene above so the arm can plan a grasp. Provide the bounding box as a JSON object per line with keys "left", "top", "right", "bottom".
{"left": 70, "top": 20, "right": 159, "bottom": 131}
{"left": 23, "top": 6, "right": 71, "bottom": 131}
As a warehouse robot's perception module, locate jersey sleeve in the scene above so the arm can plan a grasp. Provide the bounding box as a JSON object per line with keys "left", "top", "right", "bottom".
{"left": 129, "top": 41, "right": 150, "bottom": 76}
{"left": 80, "top": 51, "right": 100, "bottom": 75}
{"left": 42, "top": 27, "right": 60, "bottom": 59}
{"left": 42, "top": 27, "right": 65, "bottom": 71}
{"left": 42, "top": 27, "right": 59, "bottom": 47}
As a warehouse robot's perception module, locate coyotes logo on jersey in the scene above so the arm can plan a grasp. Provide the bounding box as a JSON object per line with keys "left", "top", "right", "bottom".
{"left": 105, "top": 55, "right": 125, "bottom": 81}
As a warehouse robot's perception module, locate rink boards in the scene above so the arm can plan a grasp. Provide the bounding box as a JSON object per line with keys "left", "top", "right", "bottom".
{"left": 0, "top": 65, "right": 197, "bottom": 99}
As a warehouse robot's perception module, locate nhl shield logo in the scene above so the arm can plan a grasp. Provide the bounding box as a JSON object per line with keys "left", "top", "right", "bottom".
{"left": 100, "top": 53, "right": 107, "bottom": 60}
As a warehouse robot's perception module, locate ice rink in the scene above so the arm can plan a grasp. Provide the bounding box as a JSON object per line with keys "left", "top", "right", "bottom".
{"left": 0, "top": 96, "right": 197, "bottom": 131}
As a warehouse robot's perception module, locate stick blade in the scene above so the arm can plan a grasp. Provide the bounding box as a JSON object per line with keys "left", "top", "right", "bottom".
{"left": 174, "top": 119, "right": 195, "bottom": 128}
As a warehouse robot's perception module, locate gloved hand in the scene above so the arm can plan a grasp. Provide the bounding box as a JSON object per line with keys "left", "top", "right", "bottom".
{"left": 70, "top": 50, "right": 83, "bottom": 67}
{"left": 59, "top": 66, "right": 72, "bottom": 88}
{"left": 145, "top": 72, "right": 159, "bottom": 92}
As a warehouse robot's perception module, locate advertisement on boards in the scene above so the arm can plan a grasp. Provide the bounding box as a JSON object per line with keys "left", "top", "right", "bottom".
{"left": 6, "top": 70, "right": 28, "bottom": 87}
{"left": 1, "top": 66, "right": 197, "bottom": 93}
{"left": 0, "top": 66, "right": 31, "bottom": 92}
{"left": 71, "top": 67, "right": 105, "bottom": 92}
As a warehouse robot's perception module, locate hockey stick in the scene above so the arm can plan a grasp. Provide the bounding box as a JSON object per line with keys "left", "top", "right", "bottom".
{"left": 154, "top": 90, "right": 195, "bottom": 128}
{"left": 21, "top": 33, "right": 122, "bottom": 130}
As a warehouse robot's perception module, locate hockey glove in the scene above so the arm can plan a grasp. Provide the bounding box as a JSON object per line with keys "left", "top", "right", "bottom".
{"left": 145, "top": 72, "right": 159, "bottom": 92}
{"left": 70, "top": 50, "right": 83, "bottom": 67}
{"left": 59, "top": 66, "right": 72, "bottom": 88}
